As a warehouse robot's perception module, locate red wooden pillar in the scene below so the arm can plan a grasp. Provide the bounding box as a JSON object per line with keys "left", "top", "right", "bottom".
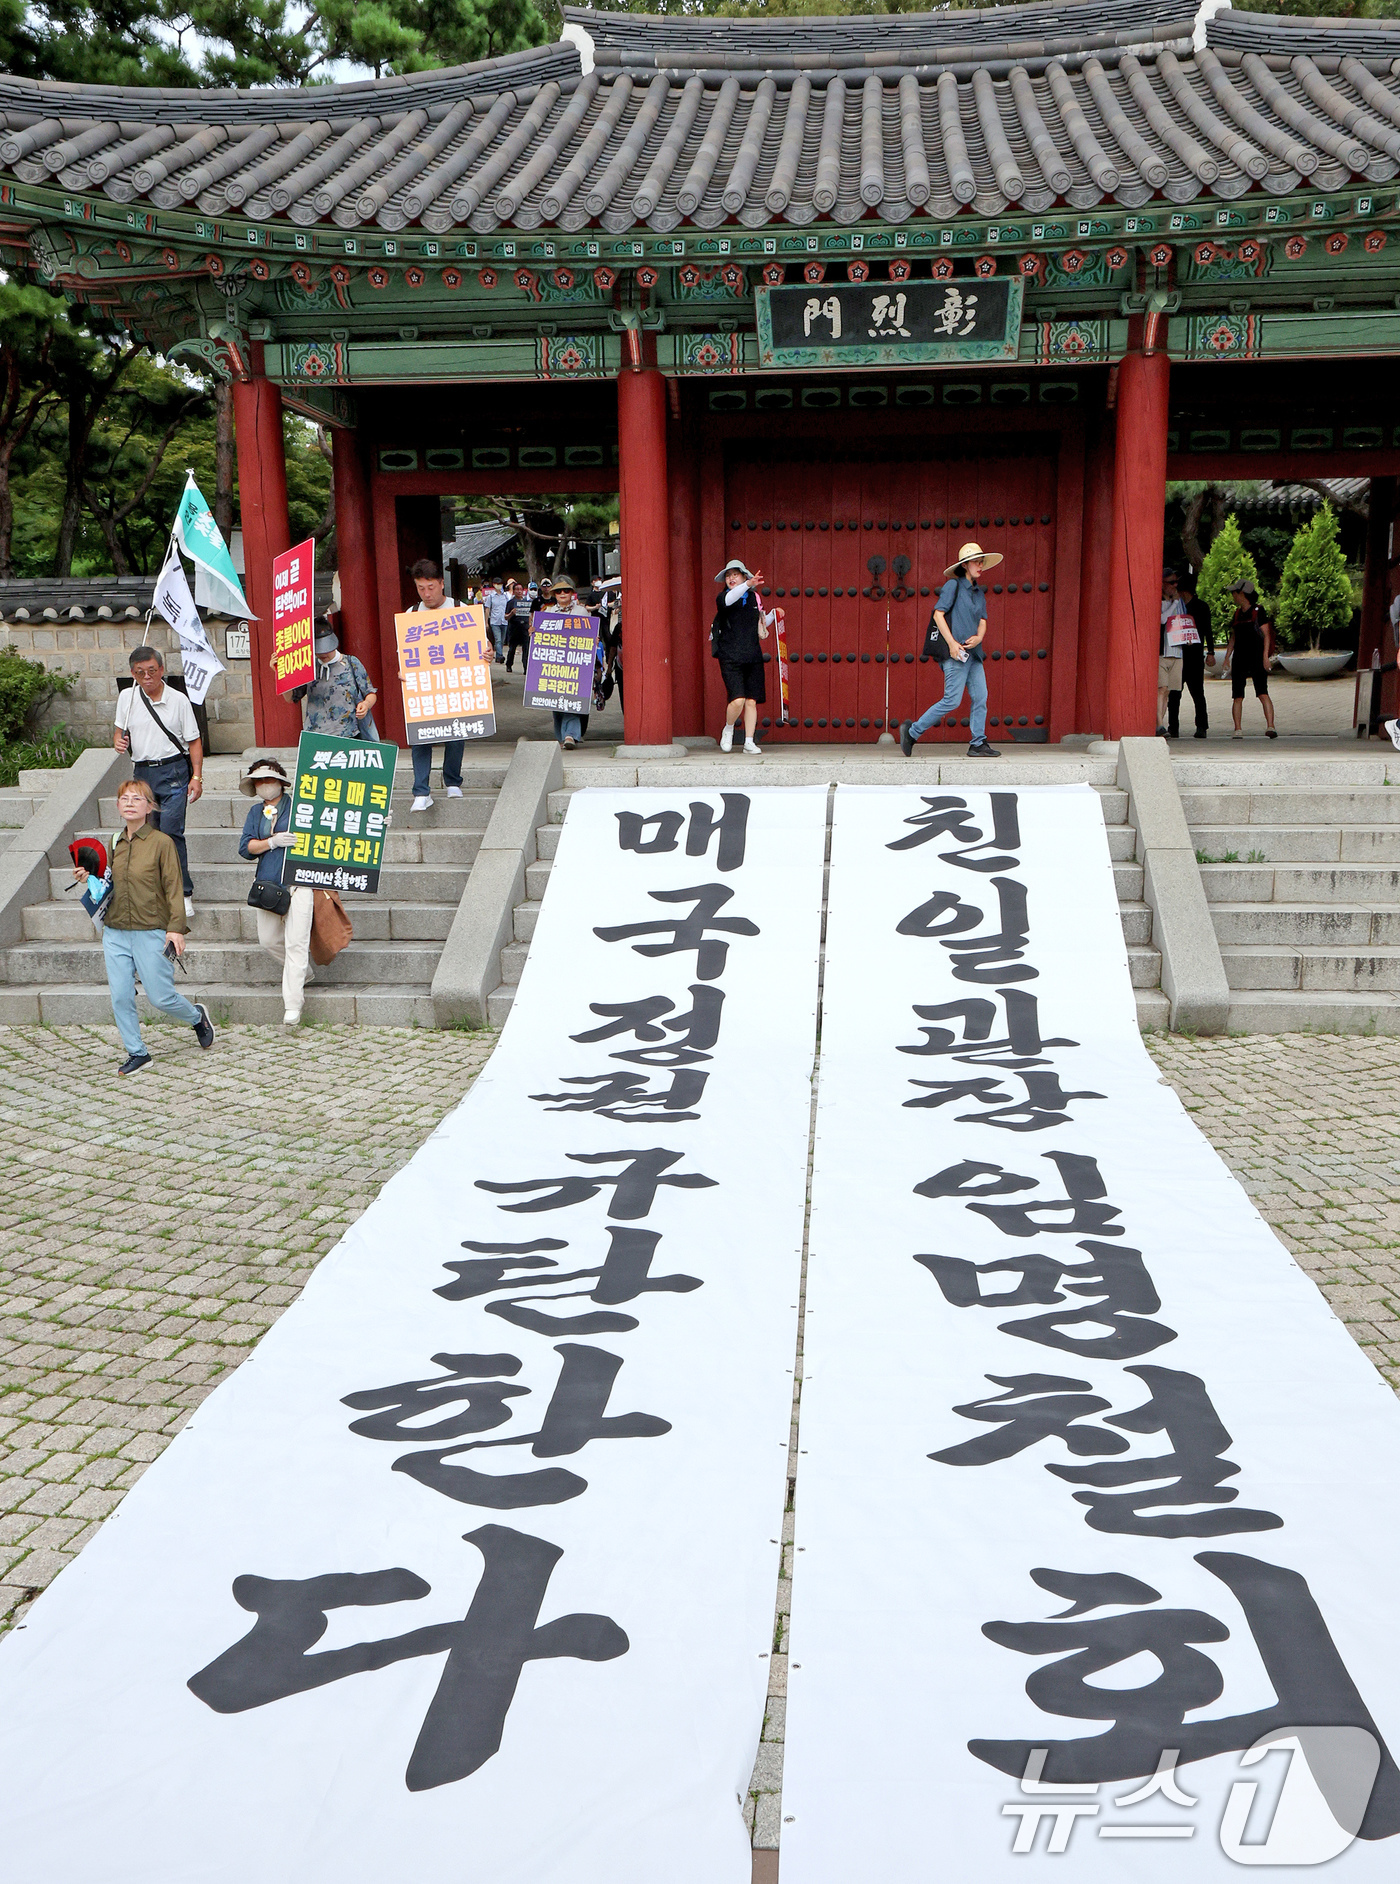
{"left": 1077, "top": 400, "right": 1117, "bottom": 737}
{"left": 1360, "top": 475, "right": 1397, "bottom": 727}
{"left": 668, "top": 386, "right": 704, "bottom": 736}
{"left": 332, "top": 428, "right": 381, "bottom": 692}
{"left": 232, "top": 348, "right": 298, "bottom": 747}
{"left": 618, "top": 365, "right": 673, "bottom": 747}
{"left": 1104, "top": 349, "right": 1170, "bottom": 739}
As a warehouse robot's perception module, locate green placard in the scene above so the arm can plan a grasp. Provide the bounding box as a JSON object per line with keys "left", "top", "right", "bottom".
{"left": 756, "top": 278, "right": 1023, "bottom": 368}
{"left": 284, "top": 731, "right": 398, "bottom": 895}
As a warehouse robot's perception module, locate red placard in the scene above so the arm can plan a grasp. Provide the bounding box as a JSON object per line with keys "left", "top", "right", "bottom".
{"left": 272, "top": 537, "right": 315, "bottom": 694}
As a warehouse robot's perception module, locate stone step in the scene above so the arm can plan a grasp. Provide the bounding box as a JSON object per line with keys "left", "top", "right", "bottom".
{"left": 525, "top": 857, "right": 551, "bottom": 899}
{"left": 1118, "top": 901, "right": 1154, "bottom": 947}
{"left": 0, "top": 830, "right": 16, "bottom": 855}
{"left": 0, "top": 982, "right": 435, "bottom": 1028}
{"left": 46, "top": 860, "right": 471, "bottom": 904}
{"left": 514, "top": 899, "right": 543, "bottom": 943}
{"left": 198, "top": 751, "right": 511, "bottom": 789}
{"left": 1200, "top": 863, "right": 1400, "bottom": 906}
{"left": 1113, "top": 859, "right": 1144, "bottom": 900}
{"left": 1209, "top": 904, "right": 1400, "bottom": 948}
{"left": 1135, "top": 988, "right": 1170, "bottom": 1030}
{"left": 1127, "top": 946, "right": 1161, "bottom": 989}
{"left": 1105, "top": 824, "right": 1136, "bottom": 861}
{"left": 1171, "top": 758, "right": 1391, "bottom": 789}
{"left": 0, "top": 794, "right": 41, "bottom": 823}
{"left": 1189, "top": 824, "right": 1400, "bottom": 864}
{"left": 1221, "top": 945, "right": 1400, "bottom": 993}
{"left": 1180, "top": 789, "right": 1400, "bottom": 827}
{"left": 1225, "top": 988, "right": 1400, "bottom": 1036}
{"left": 2, "top": 937, "right": 441, "bottom": 987}
{"left": 500, "top": 940, "right": 529, "bottom": 986}
{"left": 536, "top": 822, "right": 561, "bottom": 860}
{"left": 22, "top": 897, "right": 454, "bottom": 944}
{"left": 103, "top": 791, "right": 498, "bottom": 830}
{"left": 556, "top": 757, "right": 1122, "bottom": 789}
{"left": 15, "top": 767, "right": 70, "bottom": 794}
{"left": 174, "top": 827, "right": 481, "bottom": 866}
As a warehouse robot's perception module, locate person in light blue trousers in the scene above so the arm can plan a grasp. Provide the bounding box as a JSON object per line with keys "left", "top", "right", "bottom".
{"left": 87, "top": 776, "right": 215, "bottom": 1075}
{"left": 901, "top": 541, "right": 1003, "bottom": 760}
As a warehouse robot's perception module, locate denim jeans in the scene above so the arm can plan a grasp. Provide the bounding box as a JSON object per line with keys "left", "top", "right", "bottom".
{"left": 488, "top": 622, "right": 505, "bottom": 660}
{"left": 412, "top": 742, "right": 465, "bottom": 795}
{"left": 910, "top": 656, "right": 987, "bottom": 742}
{"left": 102, "top": 927, "right": 202, "bottom": 1055}
{"left": 134, "top": 756, "right": 192, "bottom": 895}
{"left": 552, "top": 712, "right": 582, "bottom": 744}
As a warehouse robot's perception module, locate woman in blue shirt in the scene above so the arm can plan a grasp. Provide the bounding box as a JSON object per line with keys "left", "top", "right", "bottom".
{"left": 900, "top": 541, "right": 1002, "bottom": 759}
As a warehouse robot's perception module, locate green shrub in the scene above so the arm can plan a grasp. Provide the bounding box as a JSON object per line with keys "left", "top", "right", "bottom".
{"left": 1197, "top": 515, "right": 1258, "bottom": 640}
{"left": 0, "top": 724, "right": 88, "bottom": 789}
{"left": 0, "top": 645, "right": 74, "bottom": 744}
{"left": 1275, "top": 503, "right": 1356, "bottom": 652}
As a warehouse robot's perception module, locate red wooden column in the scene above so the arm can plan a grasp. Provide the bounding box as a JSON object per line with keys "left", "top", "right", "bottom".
{"left": 331, "top": 428, "right": 381, "bottom": 691}
{"left": 232, "top": 347, "right": 298, "bottom": 746}
{"left": 668, "top": 386, "right": 704, "bottom": 736}
{"left": 1104, "top": 348, "right": 1171, "bottom": 739}
{"left": 1077, "top": 400, "right": 1117, "bottom": 737}
{"left": 618, "top": 364, "right": 673, "bottom": 748}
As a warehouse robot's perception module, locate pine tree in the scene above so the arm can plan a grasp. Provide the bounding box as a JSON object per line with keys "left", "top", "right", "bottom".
{"left": 1275, "top": 502, "right": 1355, "bottom": 653}
{"left": 1197, "top": 514, "right": 1259, "bottom": 643}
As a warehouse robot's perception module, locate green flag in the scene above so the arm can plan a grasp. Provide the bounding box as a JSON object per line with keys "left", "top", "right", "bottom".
{"left": 173, "top": 471, "right": 255, "bottom": 620}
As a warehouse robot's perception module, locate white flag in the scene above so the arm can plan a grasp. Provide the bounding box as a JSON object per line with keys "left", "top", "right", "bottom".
{"left": 176, "top": 641, "right": 225, "bottom": 707}
{"left": 152, "top": 548, "right": 200, "bottom": 640}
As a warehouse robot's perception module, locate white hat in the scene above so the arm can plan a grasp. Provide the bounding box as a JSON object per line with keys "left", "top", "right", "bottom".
{"left": 239, "top": 757, "right": 291, "bottom": 797}
{"left": 944, "top": 541, "right": 1004, "bottom": 576}
{"left": 715, "top": 558, "right": 754, "bottom": 582}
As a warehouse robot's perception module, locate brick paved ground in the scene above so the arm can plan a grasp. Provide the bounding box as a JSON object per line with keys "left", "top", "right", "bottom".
{"left": 0, "top": 1020, "right": 495, "bottom": 1631}
{"left": 3, "top": 1022, "right": 1398, "bottom": 1860}
{"left": 1146, "top": 1032, "right": 1400, "bottom": 1391}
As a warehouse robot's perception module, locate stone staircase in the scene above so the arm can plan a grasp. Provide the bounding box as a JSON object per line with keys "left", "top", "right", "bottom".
{"left": 1182, "top": 754, "right": 1400, "bottom": 1034}
{"left": 484, "top": 759, "right": 1167, "bottom": 1030}
{"left": 0, "top": 772, "right": 58, "bottom": 855}
{"left": 0, "top": 751, "right": 508, "bottom": 1027}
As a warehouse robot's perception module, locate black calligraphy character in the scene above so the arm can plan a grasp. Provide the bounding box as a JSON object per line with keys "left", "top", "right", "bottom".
{"left": 898, "top": 991, "right": 1075, "bottom": 1068}
{"left": 887, "top": 793, "right": 1022, "bottom": 872}
{"left": 616, "top": 794, "right": 750, "bottom": 872}
{"left": 594, "top": 884, "right": 759, "bottom": 980}
{"left": 930, "top": 1373, "right": 1128, "bottom": 1468}
{"left": 969, "top": 1553, "right": 1400, "bottom": 1838}
{"left": 914, "top": 1242, "right": 1176, "bottom": 1359}
{"left": 392, "top": 1342, "right": 671, "bottom": 1509}
{"left": 1047, "top": 1364, "right": 1283, "bottom": 1537}
{"left": 188, "top": 1525, "right": 629, "bottom": 1791}
{"left": 572, "top": 986, "right": 724, "bottom": 1069}
{"left": 477, "top": 1147, "right": 717, "bottom": 1219}
{"left": 916, "top": 1150, "right": 1124, "bottom": 1239}
{"left": 896, "top": 877, "right": 1034, "bottom": 983}
{"left": 438, "top": 1227, "right": 702, "bottom": 1334}
{"left": 904, "top": 1066, "right": 1104, "bottom": 1132}
{"left": 529, "top": 1069, "right": 709, "bottom": 1124}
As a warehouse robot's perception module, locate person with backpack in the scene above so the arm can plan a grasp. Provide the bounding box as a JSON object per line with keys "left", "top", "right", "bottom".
{"left": 237, "top": 756, "right": 314, "bottom": 1028}
{"left": 1223, "top": 579, "right": 1279, "bottom": 739}
{"left": 113, "top": 645, "right": 202, "bottom": 916}
{"left": 900, "top": 542, "right": 1002, "bottom": 758}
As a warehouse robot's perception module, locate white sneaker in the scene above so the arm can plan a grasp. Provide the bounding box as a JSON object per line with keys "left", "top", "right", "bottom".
{"left": 446, "top": 785, "right": 463, "bottom": 798}
{"left": 720, "top": 724, "right": 734, "bottom": 753}
{"left": 283, "top": 1011, "right": 300, "bottom": 1026}
{"left": 184, "top": 896, "right": 195, "bottom": 917}
{"left": 1231, "top": 730, "right": 1243, "bottom": 741}
{"left": 744, "top": 739, "right": 761, "bottom": 756}
{"left": 1385, "top": 719, "right": 1400, "bottom": 753}
{"left": 411, "top": 794, "right": 434, "bottom": 811}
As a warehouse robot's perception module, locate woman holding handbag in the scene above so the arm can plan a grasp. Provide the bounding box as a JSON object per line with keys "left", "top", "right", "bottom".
{"left": 238, "top": 757, "right": 315, "bottom": 1027}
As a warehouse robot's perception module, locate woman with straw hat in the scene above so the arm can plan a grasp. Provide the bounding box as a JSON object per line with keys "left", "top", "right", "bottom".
{"left": 900, "top": 542, "right": 1002, "bottom": 759}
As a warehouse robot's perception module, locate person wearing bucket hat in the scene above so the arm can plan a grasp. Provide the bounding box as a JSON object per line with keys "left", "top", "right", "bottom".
{"left": 281, "top": 618, "right": 379, "bottom": 745}
{"left": 900, "top": 542, "right": 1002, "bottom": 758}
{"left": 237, "top": 757, "right": 316, "bottom": 1025}
{"left": 711, "top": 559, "right": 770, "bottom": 755}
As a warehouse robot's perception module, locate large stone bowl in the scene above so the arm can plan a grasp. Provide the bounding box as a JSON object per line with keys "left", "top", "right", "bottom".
{"left": 1274, "top": 652, "right": 1353, "bottom": 680}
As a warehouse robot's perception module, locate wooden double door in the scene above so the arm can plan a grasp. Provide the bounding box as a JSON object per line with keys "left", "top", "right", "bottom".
{"left": 725, "top": 449, "right": 1058, "bottom": 742}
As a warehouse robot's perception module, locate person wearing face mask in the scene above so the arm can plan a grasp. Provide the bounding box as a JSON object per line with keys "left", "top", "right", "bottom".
{"left": 284, "top": 620, "right": 378, "bottom": 741}
{"left": 237, "top": 756, "right": 315, "bottom": 1027}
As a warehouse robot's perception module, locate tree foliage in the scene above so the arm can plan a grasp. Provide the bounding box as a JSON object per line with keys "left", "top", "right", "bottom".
{"left": 1275, "top": 502, "right": 1357, "bottom": 651}
{"left": 1198, "top": 514, "right": 1259, "bottom": 639}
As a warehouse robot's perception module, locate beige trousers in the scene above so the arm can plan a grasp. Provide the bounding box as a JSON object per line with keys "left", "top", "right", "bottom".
{"left": 255, "top": 885, "right": 314, "bottom": 1019}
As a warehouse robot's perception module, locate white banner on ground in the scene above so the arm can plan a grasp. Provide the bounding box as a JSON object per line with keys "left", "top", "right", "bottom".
{"left": 783, "top": 785, "right": 1400, "bottom": 1880}
{"left": 0, "top": 786, "right": 827, "bottom": 1884}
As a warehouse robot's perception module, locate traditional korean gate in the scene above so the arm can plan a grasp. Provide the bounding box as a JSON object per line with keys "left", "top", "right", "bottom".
{"left": 725, "top": 449, "right": 1058, "bottom": 743}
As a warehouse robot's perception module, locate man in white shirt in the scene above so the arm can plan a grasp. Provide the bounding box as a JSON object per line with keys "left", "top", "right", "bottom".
{"left": 483, "top": 579, "right": 509, "bottom": 664}
{"left": 113, "top": 645, "right": 203, "bottom": 914}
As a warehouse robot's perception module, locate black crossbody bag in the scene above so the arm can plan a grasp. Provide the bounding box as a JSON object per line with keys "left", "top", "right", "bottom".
{"left": 133, "top": 686, "right": 192, "bottom": 770}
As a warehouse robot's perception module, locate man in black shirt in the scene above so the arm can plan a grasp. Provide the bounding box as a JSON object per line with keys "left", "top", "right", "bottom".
{"left": 1224, "top": 579, "right": 1278, "bottom": 739}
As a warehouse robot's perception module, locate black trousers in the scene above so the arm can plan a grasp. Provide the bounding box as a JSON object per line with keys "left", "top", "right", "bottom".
{"left": 1168, "top": 643, "right": 1208, "bottom": 735}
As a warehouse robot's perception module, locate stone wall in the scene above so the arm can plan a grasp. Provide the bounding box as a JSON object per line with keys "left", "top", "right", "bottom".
{"left": 4, "top": 615, "right": 255, "bottom": 754}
